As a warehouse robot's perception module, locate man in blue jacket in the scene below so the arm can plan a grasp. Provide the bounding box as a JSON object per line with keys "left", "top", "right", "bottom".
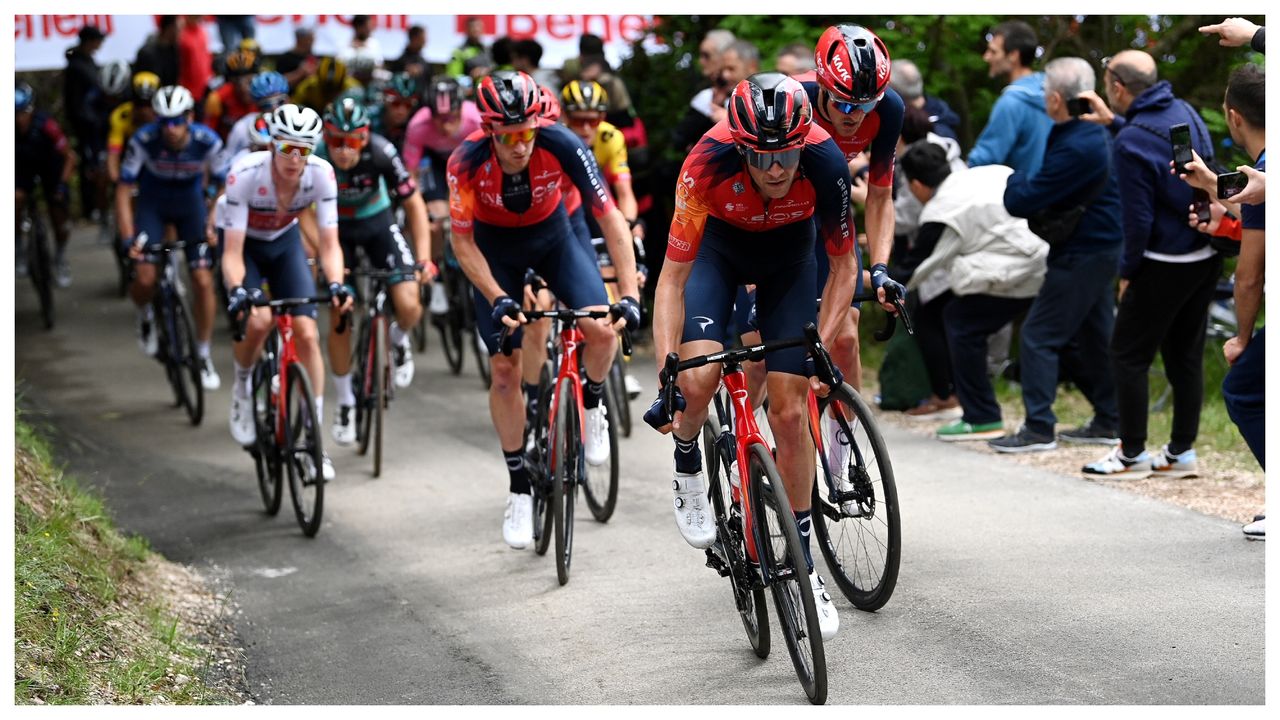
{"left": 993, "top": 57, "right": 1124, "bottom": 453}
{"left": 1074, "top": 50, "right": 1221, "bottom": 478}
{"left": 968, "top": 20, "right": 1053, "bottom": 175}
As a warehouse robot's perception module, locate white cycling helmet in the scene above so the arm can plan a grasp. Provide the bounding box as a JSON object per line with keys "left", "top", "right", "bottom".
{"left": 268, "top": 103, "right": 323, "bottom": 148}
{"left": 152, "top": 85, "right": 195, "bottom": 118}
{"left": 99, "top": 59, "right": 131, "bottom": 96}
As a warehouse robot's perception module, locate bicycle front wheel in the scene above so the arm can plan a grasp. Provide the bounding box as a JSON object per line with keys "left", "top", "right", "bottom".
{"left": 413, "top": 284, "right": 430, "bottom": 353}
{"left": 551, "top": 376, "right": 578, "bottom": 585}
{"left": 251, "top": 347, "right": 282, "bottom": 515}
{"left": 284, "top": 362, "right": 325, "bottom": 537}
{"left": 750, "top": 443, "right": 827, "bottom": 705}
{"left": 27, "top": 214, "right": 55, "bottom": 330}
{"left": 608, "top": 348, "right": 633, "bottom": 438}
{"left": 354, "top": 315, "right": 374, "bottom": 456}
{"left": 373, "top": 315, "right": 386, "bottom": 478}
{"left": 532, "top": 364, "right": 555, "bottom": 556}
{"left": 170, "top": 292, "right": 204, "bottom": 426}
{"left": 811, "top": 383, "right": 901, "bottom": 612}
{"left": 582, "top": 379, "right": 619, "bottom": 523}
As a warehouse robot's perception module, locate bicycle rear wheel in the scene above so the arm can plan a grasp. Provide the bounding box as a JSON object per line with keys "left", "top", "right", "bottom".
{"left": 413, "top": 284, "right": 430, "bottom": 353}
{"left": 582, "top": 379, "right": 620, "bottom": 523}
{"left": 702, "top": 417, "right": 769, "bottom": 659}
{"left": 608, "top": 348, "right": 633, "bottom": 438}
{"left": 811, "top": 383, "right": 900, "bottom": 612}
{"left": 28, "top": 213, "right": 55, "bottom": 330}
{"left": 284, "top": 362, "right": 325, "bottom": 537}
{"left": 251, "top": 344, "right": 283, "bottom": 515}
{"left": 169, "top": 291, "right": 204, "bottom": 426}
{"left": 354, "top": 315, "right": 375, "bottom": 456}
{"left": 373, "top": 315, "right": 387, "bottom": 478}
{"left": 551, "top": 376, "right": 578, "bottom": 585}
{"left": 532, "top": 364, "right": 555, "bottom": 556}
{"left": 750, "top": 443, "right": 826, "bottom": 705}
{"left": 438, "top": 272, "right": 466, "bottom": 374}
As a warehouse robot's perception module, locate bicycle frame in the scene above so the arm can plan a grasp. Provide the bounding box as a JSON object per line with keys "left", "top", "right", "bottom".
{"left": 715, "top": 361, "right": 771, "bottom": 570}
{"left": 272, "top": 313, "right": 303, "bottom": 447}
{"left": 546, "top": 321, "right": 587, "bottom": 477}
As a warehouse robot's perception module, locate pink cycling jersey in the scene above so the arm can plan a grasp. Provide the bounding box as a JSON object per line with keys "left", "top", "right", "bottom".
{"left": 402, "top": 101, "right": 483, "bottom": 174}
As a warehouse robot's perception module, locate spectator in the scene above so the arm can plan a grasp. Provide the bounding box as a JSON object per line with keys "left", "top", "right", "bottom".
{"left": 446, "top": 16, "right": 487, "bottom": 77}
{"left": 276, "top": 26, "right": 318, "bottom": 92}
{"left": 462, "top": 53, "right": 494, "bottom": 90}
{"left": 774, "top": 42, "right": 815, "bottom": 76}
{"left": 292, "top": 57, "right": 360, "bottom": 112}
{"left": 63, "top": 23, "right": 106, "bottom": 222}
{"left": 895, "top": 142, "right": 1048, "bottom": 440}
{"left": 687, "top": 29, "right": 736, "bottom": 124}
{"left": 891, "top": 58, "right": 961, "bottom": 142}
{"left": 512, "top": 38, "right": 558, "bottom": 91}
{"left": 178, "top": 16, "right": 214, "bottom": 98}
{"left": 891, "top": 105, "right": 965, "bottom": 255}
{"left": 1072, "top": 50, "right": 1221, "bottom": 478}
{"left": 992, "top": 57, "right": 1124, "bottom": 453}
{"left": 580, "top": 55, "right": 634, "bottom": 126}
{"left": 134, "top": 16, "right": 180, "bottom": 87}
{"left": 216, "top": 15, "right": 255, "bottom": 53}
{"left": 387, "top": 25, "right": 430, "bottom": 78}
{"left": 489, "top": 37, "right": 515, "bottom": 70}
{"left": 338, "top": 15, "right": 384, "bottom": 66}
{"left": 558, "top": 33, "right": 606, "bottom": 85}
{"left": 1199, "top": 17, "right": 1265, "bottom": 52}
{"left": 969, "top": 20, "right": 1052, "bottom": 175}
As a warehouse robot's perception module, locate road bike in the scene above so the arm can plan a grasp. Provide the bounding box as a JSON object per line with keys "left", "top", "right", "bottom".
{"left": 20, "top": 191, "right": 55, "bottom": 330}
{"left": 435, "top": 239, "right": 491, "bottom": 388}
{"left": 138, "top": 240, "right": 205, "bottom": 426}
{"left": 238, "top": 293, "right": 344, "bottom": 537}
{"left": 349, "top": 268, "right": 409, "bottom": 478}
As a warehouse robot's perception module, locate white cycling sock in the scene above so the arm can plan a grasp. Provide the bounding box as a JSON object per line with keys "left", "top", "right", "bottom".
{"left": 233, "top": 361, "right": 252, "bottom": 399}
{"left": 332, "top": 372, "right": 356, "bottom": 407}
{"left": 314, "top": 396, "right": 324, "bottom": 426}
{"left": 197, "top": 340, "right": 211, "bottom": 359}
{"left": 389, "top": 321, "right": 409, "bottom": 349}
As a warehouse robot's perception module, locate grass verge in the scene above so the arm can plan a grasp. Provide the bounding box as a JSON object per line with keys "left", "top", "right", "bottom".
{"left": 14, "top": 408, "right": 241, "bottom": 705}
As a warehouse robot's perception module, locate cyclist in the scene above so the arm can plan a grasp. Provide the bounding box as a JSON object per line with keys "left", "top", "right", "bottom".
{"left": 115, "top": 86, "right": 224, "bottom": 391}
{"left": 372, "top": 73, "right": 418, "bottom": 152}
{"left": 317, "top": 97, "right": 435, "bottom": 445}
{"left": 644, "top": 72, "right": 855, "bottom": 640}
{"left": 204, "top": 49, "right": 261, "bottom": 141}
{"left": 293, "top": 57, "right": 361, "bottom": 113}
{"left": 221, "top": 104, "right": 352, "bottom": 482}
{"left": 15, "top": 82, "right": 75, "bottom": 281}
{"left": 447, "top": 70, "right": 641, "bottom": 550}
{"left": 107, "top": 72, "right": 160, "bottom": 183}
{"left": 218, "top": 71, "right": 291, "bottom": 178}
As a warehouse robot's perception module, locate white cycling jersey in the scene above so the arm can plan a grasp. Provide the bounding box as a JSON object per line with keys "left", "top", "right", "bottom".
{"left": 216, "top": 112, "right": 264, "bottom": 178}
{"left": 222, "top": 150, "right": 339, "bottom": 241}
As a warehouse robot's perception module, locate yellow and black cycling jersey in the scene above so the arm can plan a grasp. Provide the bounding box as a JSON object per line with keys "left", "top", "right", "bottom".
{"left": 107, "top": 101, "right": 141, "bottom": 154}
{"left": 589, "top": 121, "right": 630, "bottom": 186}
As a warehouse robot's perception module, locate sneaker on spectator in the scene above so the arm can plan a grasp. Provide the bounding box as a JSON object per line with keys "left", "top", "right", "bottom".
{"left": 1082, "top": 447, "right": 1153, "bottom": 479}
{"left": 988, "top": 425, "right": 1057, "bottom": 453}
{"left": 1242, "top": 517, "right": 1265, "bottom": 541}
{"left": 1058, "top": 418, "right": 1120, "bottom": 446}
{"left": 905, "top": 395, "right": 963, "bottom": 422}
{"left": 54, "top": 257, "right": 72, "bottom": 288}
{"left": 1151, "top": 445, "right": 1198, "bottom": 478}
{"left": 936, "top": 419, "right": 1005, "bottom": 442}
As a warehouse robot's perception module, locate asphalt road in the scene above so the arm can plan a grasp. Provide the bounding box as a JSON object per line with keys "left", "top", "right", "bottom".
{"left": 12, "top": 228, "right": 1265, "bottom": 704}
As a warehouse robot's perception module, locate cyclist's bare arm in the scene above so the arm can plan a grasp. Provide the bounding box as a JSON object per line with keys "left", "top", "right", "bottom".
{"left": 221, "top": 227, "right": 247, "bottom": 288}
{"left": 612, "top": 175, "right": 638, "bottom": 225}
{"left": 401, "top": 190, "right": 433, "bottom": 269}
{"left": 818, "top": 249, "right": 856, "bottom": 351}
{"left": 598, "top": 206, "right": 640, "bottom": 303}
{"left": 297, "top": 206, "right": 321, "bottom": 258}
{"left": 115, "top": 181, "right": 135, "bottom": 241}
{"left": 865, "top": 182, "right": 896, "bottom": 309}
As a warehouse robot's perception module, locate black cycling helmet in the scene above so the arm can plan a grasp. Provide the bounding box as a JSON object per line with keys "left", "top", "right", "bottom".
{"left": 16, "top": 81, "right": 35, "bottom": 112}
{"left": 424, "top": 75, "right": 464, "bottom": 116}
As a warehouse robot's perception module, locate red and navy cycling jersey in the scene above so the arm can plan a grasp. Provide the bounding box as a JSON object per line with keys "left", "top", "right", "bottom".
{"left": 796, "top": 72, "right": 904, "bottom": 188}
{"left": 447, "top": 119, "right": 615, "bottom": 231}
{"left": 666, "top": 120, "right": 853, "bottom": 263}
{"left": 16, "top": 111, "right": 70, "bottom": 177}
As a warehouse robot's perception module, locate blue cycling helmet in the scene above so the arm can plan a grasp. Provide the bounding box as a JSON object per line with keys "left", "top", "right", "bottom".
{"left": 16, "top": 81, "right": 35, "bottom": 112}
{"left": 249, "top": 71, "right": 289, "bottom": 109}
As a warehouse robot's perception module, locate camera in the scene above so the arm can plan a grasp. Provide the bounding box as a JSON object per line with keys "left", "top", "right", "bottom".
{"left": 1218, "top": 171, "right": 1248, "bottom": 201}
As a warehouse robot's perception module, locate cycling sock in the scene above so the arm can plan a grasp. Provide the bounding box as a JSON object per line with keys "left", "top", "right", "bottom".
{"left": 794, "top": 509, "right": 814, "bottom": 573}
{"left": 389, "top": 321, "right": 409, "bottom": 349}
{"left": 196, "top": 340, "right": 211, "bottom": 359}
{"left": 314, "top": 396, "right": 324, "bottom": 426}
{"left": 583, "top": 375, "right": 605, "bottom": 409}
{"left": 674, "top": 436, "right": 701, "bottom": 474}
{"left": 137, "top": 305, "right": 154, "bottom": 325}
{"left": 1166, "top": 442, "right": 1191, "bottom": 457}
{"left": 523, "top": 382, "right": 539, "bottom": 419}
{"left": 233, "top": 361, "right": 253, "bottom": 400}
{"left": 333, "top": 373, "right": 355, "bottom": 407}
{"left": 505, "top": 449, "right": 531, "bottom": 494}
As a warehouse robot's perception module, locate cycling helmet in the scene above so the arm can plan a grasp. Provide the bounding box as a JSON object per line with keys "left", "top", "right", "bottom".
{"left": 249, "top": 71, "right": 289, "bottom": 105}
{"left": 727, "top": 72, "right": 812, "bottom": 151}
{"left": 539, "top": 85, "right": 561, "bottom": 122}
{"left": 152, "top": 85, "right": 195, "bottom": 119}
{"left": 238, "top": 38, "right": 261, "bottom": 55}
{"left": 249, "top": 112, "right": 273, "bottom": 149}
{"left": 132, "top": 71, "right": 161, "bottom": 102}
{"left": 424, "top": 76, "right": 464, "bottom": 116}
{"left": 475, "top": 71, "right": 541, "bottom": 126}
{"left": 100, "top": 59, "right": 131, "bottom": 96}
{"left": 384, "top": 73, "right": 419, "bottom": 103}
{"left": 347, "top": 52, "right": 377, "bottom": 79}
{"left": 561, "top": 80, "right": 608, "bottom": 113}
{"left": 16, "top": 81, "right": 35, "bottom": 112}
{"left": 269, "top": 103, "right": 324, "bottom": 148}
{"left": 814, "top": 24, "right": 892, "bottom": 104}
{"left": 324, "top": 96, "right": 371, "bottom": 132}
{"left": 224, "top": 49, "right": 259, "bottom": 78}
{"left": 316, "top": 57, "right": 348, "bottom": 89}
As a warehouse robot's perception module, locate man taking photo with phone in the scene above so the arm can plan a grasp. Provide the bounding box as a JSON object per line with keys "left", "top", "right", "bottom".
{"left": 1075, "top": 49, "right": 1221, "bottom": 478}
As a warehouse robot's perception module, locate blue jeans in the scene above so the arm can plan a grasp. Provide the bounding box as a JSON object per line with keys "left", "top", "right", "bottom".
{"left": 217, "top": 16, "right": 256, "bottom": 51}
{"left": 1222, "top": 327, "right": 1265, "bottom": 469}
{"left": 1019, "top": 250, "right": 1121, "bottom": 436}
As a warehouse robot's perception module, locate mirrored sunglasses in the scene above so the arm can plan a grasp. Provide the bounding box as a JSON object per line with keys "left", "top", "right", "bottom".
{"left": 274, "top": 141, "right": 314, "bottom": 157}
{"left": 832, "top": 97, "right": 880, "bottom": 115}
{"left": 494, "top": 127, "right": 537, "bottom": 145}
{"left": 740, "top": 146, "right": 803, "bottom": 171}
{"left": 324, "top": 131, "right": 368, "bottom": 150}
{"left": 161, "top": 115, "right": 189, "bottom": 128}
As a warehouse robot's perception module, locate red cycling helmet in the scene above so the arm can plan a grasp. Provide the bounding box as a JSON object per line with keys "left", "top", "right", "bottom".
{"left": 727, "top": 72, "right": 813, "bottom": 152}
{"left": 814, "top": 24, "right": 892, "bottom": 104}
{"left": 539, "top": 85, "right": 561, "bottom": 122}
{"left": 475, "top": 70, "right": 542, "bottom": 126}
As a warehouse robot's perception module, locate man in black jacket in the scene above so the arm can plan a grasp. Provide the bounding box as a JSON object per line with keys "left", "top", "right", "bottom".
{"left": 63, "top": 24, "right": 106, "bottom": 223}
{"left": 134, "top": 16, "right": 180, "bottom": 87}
{"left": 992, "top": 57, "right": 1124, "bottom": 453}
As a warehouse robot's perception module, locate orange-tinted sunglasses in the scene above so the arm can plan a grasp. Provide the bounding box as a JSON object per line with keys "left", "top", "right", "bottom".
{"left": 324, "top": 130, "right": 368, "bottom": 150}
{"left": 493, "top": 127, "right": 537, "bottom": 145}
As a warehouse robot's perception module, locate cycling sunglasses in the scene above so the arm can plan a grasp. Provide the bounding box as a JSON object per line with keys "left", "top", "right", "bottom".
{"left": 160, "top": 115, "right": 189, "bottom": 128}
{"left": 258, "top": 94, "right": 288, "bottom": 111}
{"left": 832, "top": 97, "right": 880, "bottom": 114}
{"left": 383, "top": 95, "right": 416, "bottom": 109}
{"left": 324, "top": 130, "right": 369, "bottom": 150}
{"left": 567, "top": 114, "right": 603, "bottom": 128}
{"left": 274, "top": 141, "right": 315, "bottom": 157}
{"left": 740, "top": 146, "right": 803, "bottom": 171}
{"left": 493, "top": 127, "right": 538, "bottom": 146}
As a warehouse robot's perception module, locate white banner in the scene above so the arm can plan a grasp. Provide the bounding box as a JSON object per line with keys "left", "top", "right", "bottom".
{"left": 14, "top": 14, "right": 659, "bottom": 73}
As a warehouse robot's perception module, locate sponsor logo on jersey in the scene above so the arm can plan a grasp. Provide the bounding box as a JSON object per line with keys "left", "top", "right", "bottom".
{"left": 732, "top": 181, "right": 745, "bottom": 195}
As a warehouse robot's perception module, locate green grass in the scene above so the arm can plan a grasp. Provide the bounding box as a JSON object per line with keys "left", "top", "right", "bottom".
{"left": 14, "top": 408, "right": 234, "bottom": 705}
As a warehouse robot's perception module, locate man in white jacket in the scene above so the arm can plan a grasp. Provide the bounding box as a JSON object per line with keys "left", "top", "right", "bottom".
{"left": 898, "top": 142, "right": 1048, "bottom": 441}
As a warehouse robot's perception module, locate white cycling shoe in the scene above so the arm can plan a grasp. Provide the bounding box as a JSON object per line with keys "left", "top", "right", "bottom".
{"left": 584, "top": 405, "right": 610, "bottom": 466}
{"left": 503, "top": 492, "right": 533, "bottom": 549}
{"left": 229, "top": 393, "right": 256, "bottom": 446}
{"left": 672, "top": 469, "right": 716, "bottom": 549}
{"left": 331, "top": 405, "right": 356, "bottom": 446}
{"left": 810, "top": 571, "right": 840, "bottom": 641}
{"left": 392, "top": 343, "right": 414, "bottom": 388}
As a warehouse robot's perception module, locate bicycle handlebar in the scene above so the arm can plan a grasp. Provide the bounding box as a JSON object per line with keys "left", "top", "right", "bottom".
{"left": 497, "top": 305, "right": 633, "bottom": 359}
{"left": 835, "top": 290, "right": 914, "bottom": 341}
{"left": 231, "top": 292, "right": 349, "bottom": 342}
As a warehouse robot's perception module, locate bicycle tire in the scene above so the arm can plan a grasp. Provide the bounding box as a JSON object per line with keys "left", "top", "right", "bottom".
{"left": 413, "top": 284, "right": 430, "bottom": 353}
{"left": 113, "top": 234, "right": 131, "bottom": 298}
{"left": 702, "top": 417, "right": 770, "bottom": 659}
{"left": 750, "top": 443, "right": 826, "bottom": 705}
{"left": 532, "top": 363, "right": 555, "bottom": 556}
{"left": 438, "top": 271, "right": 466, "bottom": 375}
{"left": 284, "top": 362, "right": 325, "bottom": 537}
{"left": 608, "top": 348, "right": 633, "bottom": 438}
{"left": 373, "top": 315, "right": 387, "bottom": 478}
{"left": 552, "top": 375, "right": 578, "bottom": 585}
{"left": 169, "top": 291, "right": 205, "bottom": 426}
{"left": 251, "top": 345, "right": 283, "bottom": 515}
{"left": 811, "top": 383, "right": 901, "bottom": 612}
{"left": 152, "top": 295, "right": 184, "bottom": 409}
{"left": 582, "top": 377, "right": 620, "bottom": 522}
{"left": 354, "top": 315, "right": 374, "bottom": 456}
{"left": 28, "top": 213, "right": 55, "bottom": 330}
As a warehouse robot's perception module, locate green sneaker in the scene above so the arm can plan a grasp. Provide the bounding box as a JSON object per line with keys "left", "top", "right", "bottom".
{"left": 936, "top": 419, "right": 1005, "bottom": 442}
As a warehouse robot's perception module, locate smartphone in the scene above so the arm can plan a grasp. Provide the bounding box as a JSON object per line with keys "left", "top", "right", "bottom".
{"left": 1170, "top": 123, "right": 1193, "bottom": 169}
{"left": 1218, "top": 171, "right": 1248, "bottom": 200}
{"left": 1066, "top": 97, "right": 1090, "bottom": 117}
{"left": 1193, "top": 188, "right": 1212, "bottom": 224}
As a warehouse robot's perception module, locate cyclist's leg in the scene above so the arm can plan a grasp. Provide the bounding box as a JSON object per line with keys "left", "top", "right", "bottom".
{"left": 814, "top": 232, "right": 864, "bottom": 391}
{"left": 173, "top": 198, "right": 217, "bottom": 348}
{"left": 423, "top": 152, "right": 450, "bottom": 260}
{"left": 327, "top": 230, "right": 360, "bottom": 378}
{"left": 41, "top": 174, "right": 71, "bottom": 260}
{"left": 232, "top": 240, "right": 274, "bottom": 371}
{"left": 473, "top": 223, "right": 536, "bottom": 457}
{"left": 376, "top": 215, "right": 424, "bottom": 336}
{"left": 129, "top": 194, "right": 165, "bottom": 307}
